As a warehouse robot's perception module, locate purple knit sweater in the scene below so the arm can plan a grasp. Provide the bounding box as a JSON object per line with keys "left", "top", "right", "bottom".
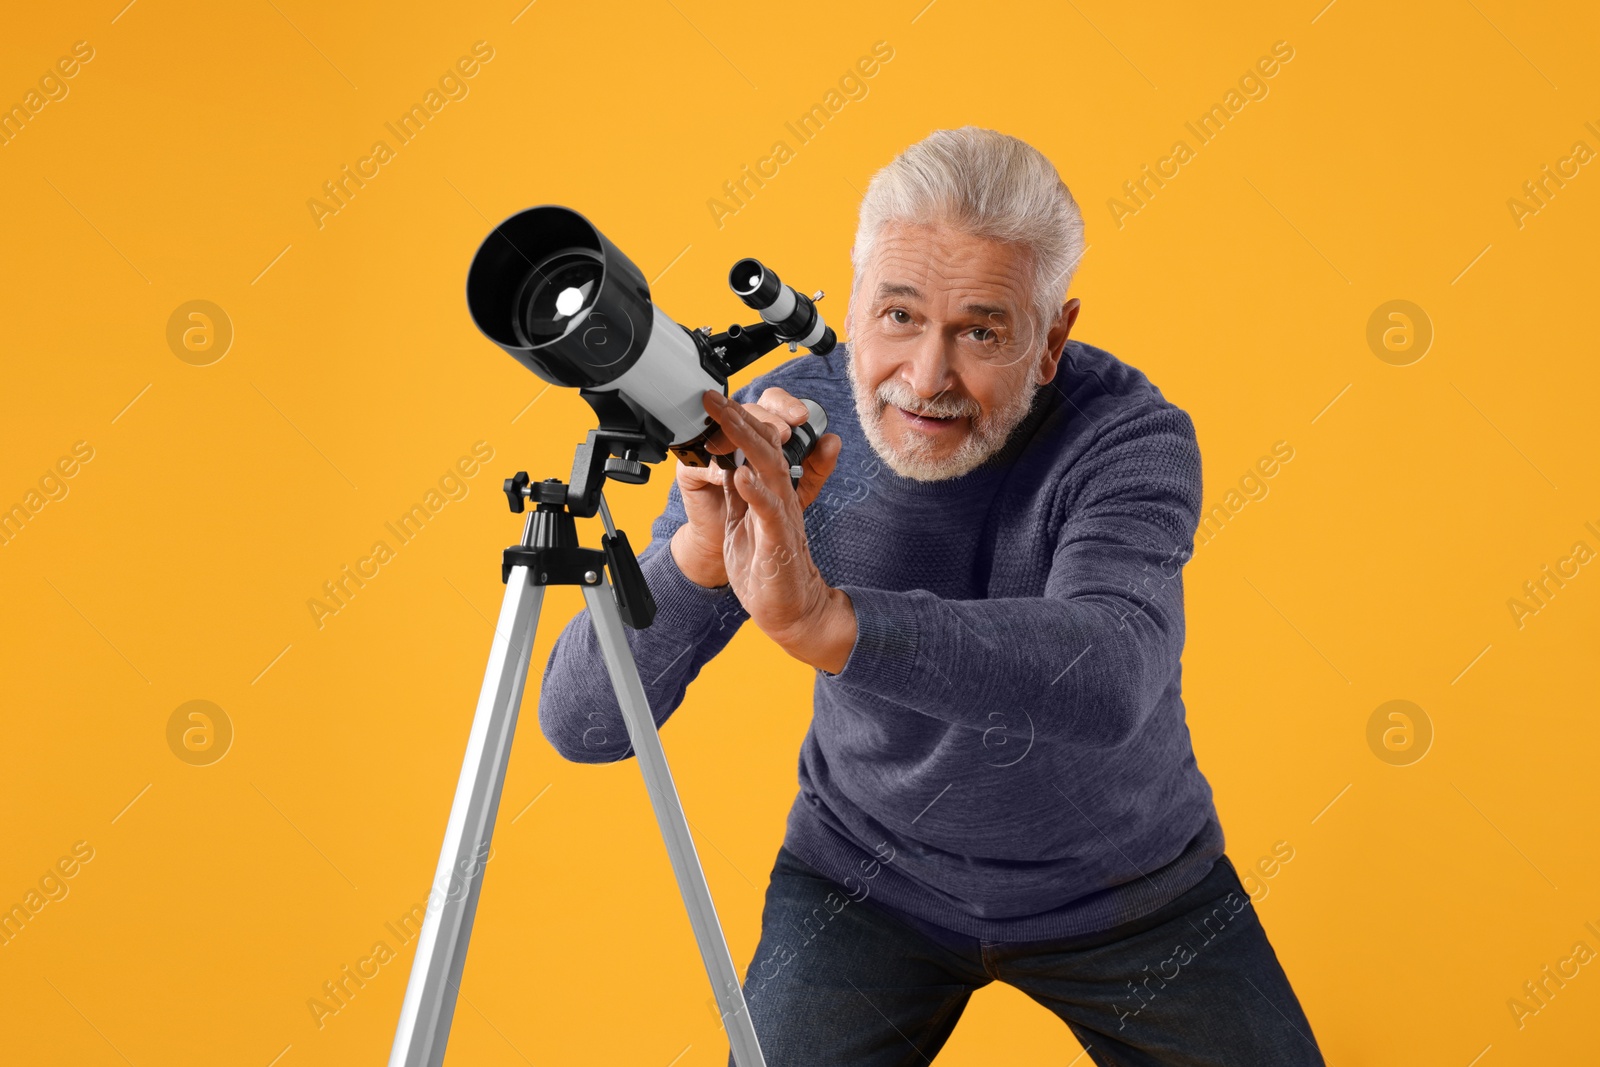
{"left": 536, "top": 339, "right": 1223, "bottom": 941}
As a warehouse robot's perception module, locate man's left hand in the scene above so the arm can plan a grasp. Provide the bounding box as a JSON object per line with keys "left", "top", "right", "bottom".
{"left": 701, "top": 388, "right": 856, "bottom": 673}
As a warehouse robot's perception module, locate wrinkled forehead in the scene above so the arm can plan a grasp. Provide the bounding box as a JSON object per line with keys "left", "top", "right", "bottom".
{"left": 859, "top": 220, "right": 1034, "bottom": 319}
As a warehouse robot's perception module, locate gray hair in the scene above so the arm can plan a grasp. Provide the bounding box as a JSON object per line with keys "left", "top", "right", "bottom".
{"left": 849, "top": 127, "right": 1085, "bottom": 349}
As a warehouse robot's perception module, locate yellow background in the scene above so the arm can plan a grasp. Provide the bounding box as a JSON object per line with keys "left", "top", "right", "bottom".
{"left": 2, "top": 0, "right": 1596, "bottom": 1063}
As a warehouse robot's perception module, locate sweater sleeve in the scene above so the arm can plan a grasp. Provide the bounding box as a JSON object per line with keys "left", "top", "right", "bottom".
{"left": 534, "top": 375, "right": 781, "bottom": 762}
{"left": 535, "top": 475, "right": 751, "bottom": 762}
{"left": 827, "top": 402, "right": 1203, "bottom": 748}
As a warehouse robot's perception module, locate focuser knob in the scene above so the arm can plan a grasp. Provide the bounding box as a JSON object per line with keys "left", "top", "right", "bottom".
{"left": 604, "top": 451, "right": 649, "bottom": 484}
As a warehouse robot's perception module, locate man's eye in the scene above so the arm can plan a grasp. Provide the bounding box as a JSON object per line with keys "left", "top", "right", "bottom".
{"left": 968, "top": 327, "right": 997, "bottom": 343}
{"left": 886, "top": 308, "right": 912, "bottom": 325}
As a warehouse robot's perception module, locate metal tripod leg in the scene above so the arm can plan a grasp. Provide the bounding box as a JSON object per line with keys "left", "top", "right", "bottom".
{"left": 582, "top": 579, "right": 766, "bottom": 1067}
{"left": 389, "top": 561, "right": 766, "bottom": 1067}
{"left": 389, "top": 564, "right": 545, "bottom": 1067}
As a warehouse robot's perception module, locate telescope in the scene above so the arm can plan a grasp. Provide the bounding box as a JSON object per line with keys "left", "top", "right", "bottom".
{"left": 390, "top": 205, "right": 835, "bottom": 1067}
{"left": 465, "top": 205, "right": 834, "bottom": 517}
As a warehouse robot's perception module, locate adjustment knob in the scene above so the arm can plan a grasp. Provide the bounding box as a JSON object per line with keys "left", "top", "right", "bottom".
{"left": 503, "top": 471, "right": 531, "bottom": 513}
{"left": 604, "top": 454, "right": 649, "bottom": 484}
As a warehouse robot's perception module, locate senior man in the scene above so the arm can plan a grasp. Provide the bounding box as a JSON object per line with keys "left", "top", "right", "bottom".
{"left": 538, "top": 127, "right": 1323, "bottom": 1066}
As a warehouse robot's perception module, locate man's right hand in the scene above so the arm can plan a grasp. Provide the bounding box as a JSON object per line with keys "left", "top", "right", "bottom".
{"left": 671, "top": 386, "right": 834, "bottom": 589}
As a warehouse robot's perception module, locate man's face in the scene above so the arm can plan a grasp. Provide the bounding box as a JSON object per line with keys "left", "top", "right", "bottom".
{"left": 845, "top": 219, "right": 1078, "bottom": 481}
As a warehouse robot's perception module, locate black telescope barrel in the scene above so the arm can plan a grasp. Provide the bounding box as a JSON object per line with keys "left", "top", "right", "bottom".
{"left": 809, "top": 324, "right": 838, "bottom": 355}
{"left": 727, "top": 257, "right": 836, "bottom": 355}
{"left": 781, "top": 399, "right": 828, "bottom": 474}
{"left": 729, "top": 258, "right": 782, "bottom": 307}
{"left": 466, "top": 205, "right": 655, "bottom": 389}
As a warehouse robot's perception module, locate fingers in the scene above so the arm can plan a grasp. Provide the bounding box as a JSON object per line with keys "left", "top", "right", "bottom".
{"left": 706, "top": 391, "right": 791, "bottom": 488}
{"left": 730, "top": 461, "right": 787, "bottom": 526}
{"left": 701, "top": 390, "right": 837, "bottom": 515}
{"left": 676, "top": 459, "right": 726, "bottom": 488}
{"left": 758, "top": 387, "right": 811, "bottom": 426}
{"left": 676, "top": 460, "right": 728, "bottom": 529}
{"left": 718, "top": 453, "right": 749, "bottom": 526}
{"left": 676, "top": 458, "right": 731, "bottom": 504}
{"left": 701, "top": 389, "right": 796, "bottom": 455}
{"left": 794, "top": 432, "right": 842, "bottom": 509}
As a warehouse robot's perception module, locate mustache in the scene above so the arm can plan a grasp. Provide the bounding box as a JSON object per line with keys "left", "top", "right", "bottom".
{"left": 874, "top": 380, "right": 980, "bottom": 420}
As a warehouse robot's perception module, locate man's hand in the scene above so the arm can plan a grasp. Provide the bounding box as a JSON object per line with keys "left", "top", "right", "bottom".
{"left": 671, "top": 387, "right": 837, "bottom": 589}
{"left": 698, "top": 389, "right": 857, "bottom": 673}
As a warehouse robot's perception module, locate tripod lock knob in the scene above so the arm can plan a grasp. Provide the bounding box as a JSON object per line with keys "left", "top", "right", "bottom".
{"left": 503, "top": 471, "right": 532, "bottom": 513}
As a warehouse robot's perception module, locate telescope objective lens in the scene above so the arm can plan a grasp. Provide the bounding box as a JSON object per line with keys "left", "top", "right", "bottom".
{"left": 516, "top": 249, "right": 604, "bottom": 345}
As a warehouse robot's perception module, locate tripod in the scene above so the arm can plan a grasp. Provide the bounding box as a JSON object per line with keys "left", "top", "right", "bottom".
{"left": 388, "top": 426, "right": 767, "bottom": 1067}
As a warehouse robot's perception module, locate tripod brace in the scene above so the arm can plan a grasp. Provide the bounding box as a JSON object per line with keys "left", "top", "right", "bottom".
{"left": 387, "top": 425, "right": 768, "bottom": 1067}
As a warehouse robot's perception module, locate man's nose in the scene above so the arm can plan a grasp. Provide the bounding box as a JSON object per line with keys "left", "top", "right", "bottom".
{"left": 901, "top": 332, "right": 957, "bottom": 400}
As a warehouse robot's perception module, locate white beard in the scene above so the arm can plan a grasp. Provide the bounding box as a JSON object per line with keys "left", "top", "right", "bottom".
{"left": 846, "top": 347, "right": 1043, "bottom": 482}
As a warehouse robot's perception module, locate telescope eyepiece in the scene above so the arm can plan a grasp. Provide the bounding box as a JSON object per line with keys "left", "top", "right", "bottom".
{"left": 730, "top": 258, "right": 782, "bottom": 307}
{"left": 728, "top": 257, "right": 836, "bottom": 356}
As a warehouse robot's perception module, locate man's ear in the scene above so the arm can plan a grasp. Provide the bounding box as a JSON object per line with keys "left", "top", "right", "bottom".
{"left": 1035, "top": 298, "right": 1081, "bottom": 385}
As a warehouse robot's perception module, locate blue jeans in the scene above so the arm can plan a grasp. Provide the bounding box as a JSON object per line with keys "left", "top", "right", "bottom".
{"left": 730, "top": 846, "right": 1324, "bottom": 1066}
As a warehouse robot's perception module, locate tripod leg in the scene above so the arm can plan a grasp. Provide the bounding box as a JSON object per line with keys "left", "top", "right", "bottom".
{"left": 389, "top": 566, "right": 545, "bottom": 1067}
{"left": 582, "top": 579, "right": 768, "bottom": 1067}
